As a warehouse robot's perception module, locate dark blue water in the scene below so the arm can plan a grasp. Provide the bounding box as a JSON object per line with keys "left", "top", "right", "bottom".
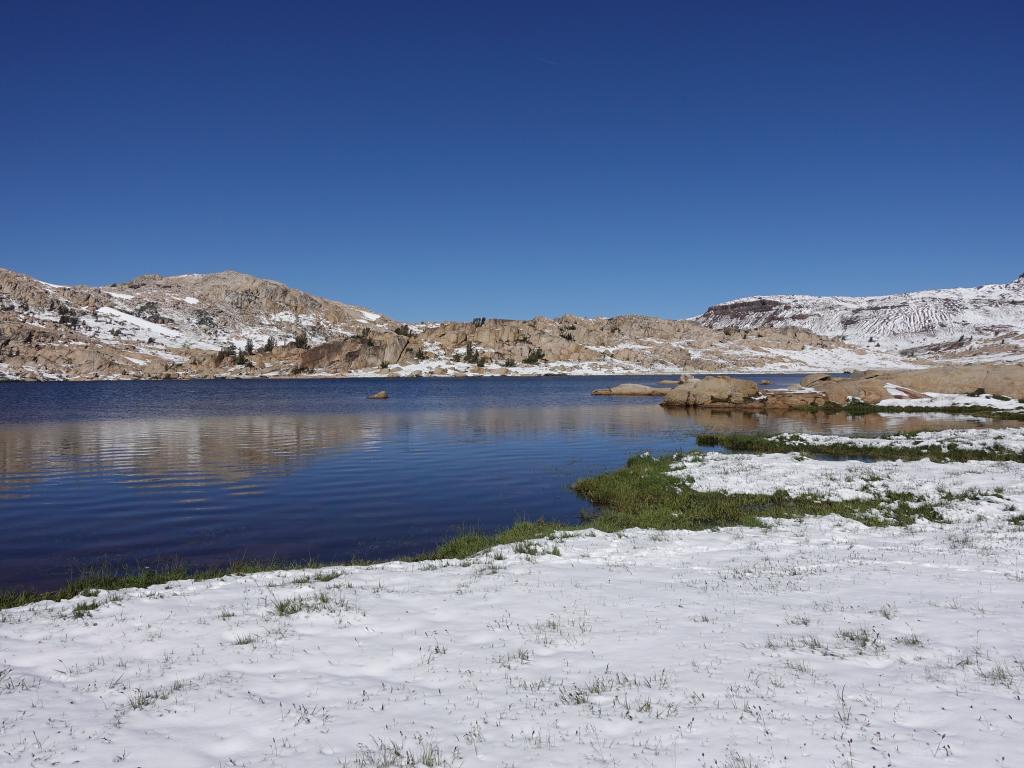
{"left": 0, "top": 375, "right": 998, "bottom": 591}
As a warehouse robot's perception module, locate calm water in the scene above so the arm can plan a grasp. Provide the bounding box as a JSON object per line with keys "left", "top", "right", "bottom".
{"left": 0, "top": 375, "right": 1003, "bottom": 591}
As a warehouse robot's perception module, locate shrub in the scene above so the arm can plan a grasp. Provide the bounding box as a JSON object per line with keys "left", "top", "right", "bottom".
{"left": 135, "top": 301, "right": 163, "bottom": 324}
{"left": 524, "top": 348, "right": 545, "bottom": 365}
{"left": 214, "top": 345, "right": 236, "bottom": 365}
{"left": 262, "top": 337, "right": 275, "bottom": 353}
{"left": 395, "top": 324, "right": 414, "bottom": 337}
{"left": 294, "top": 331, "right": 308, "bottom": 349}
{"left": 57, "top": 305, "right": 79, "bottom": 329}
{"left": 244, "top": 338, "right": 254, "bottom": 355}
{"left": 463, "top": 340, "right": 484, "bottom": 365}
{"left": 194, "top": 310, "right": 216, "bottom": 328}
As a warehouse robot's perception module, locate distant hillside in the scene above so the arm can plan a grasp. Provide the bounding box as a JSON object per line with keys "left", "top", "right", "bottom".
{"left": 3, "top": 267, "right": 1020, "bottom": 381}
{"left": 696, "top": 274, "right": 1024, "bottom": 363}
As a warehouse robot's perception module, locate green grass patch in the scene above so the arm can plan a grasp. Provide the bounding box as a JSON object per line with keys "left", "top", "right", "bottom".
{"left": 697, "top": 432, "right": 1024, "bottom": 463}
{"left": 571, "top": 453, "right": 941, "bottom": 530}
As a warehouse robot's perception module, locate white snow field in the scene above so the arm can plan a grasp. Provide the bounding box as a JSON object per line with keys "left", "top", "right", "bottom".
{"left": 3, "top": 445, "right": 1024, "bottom": 766}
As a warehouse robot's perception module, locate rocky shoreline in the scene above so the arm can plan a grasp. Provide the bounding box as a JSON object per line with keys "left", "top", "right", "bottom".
{"left": 593, "top": 363, "right": 1024, "bottom": 412}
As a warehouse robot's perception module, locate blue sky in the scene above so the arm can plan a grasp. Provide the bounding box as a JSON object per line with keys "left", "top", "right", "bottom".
{"left": 1, "top": 1, "right": 1021, "bottom": 321}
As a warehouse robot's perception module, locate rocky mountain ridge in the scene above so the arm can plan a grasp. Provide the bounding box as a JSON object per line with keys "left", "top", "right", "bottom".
{"left": 2, "top": 268, "right": 1021, "bottom": 381}
{"left": 696, "top": 274, "right": 1024, "bottom": 363}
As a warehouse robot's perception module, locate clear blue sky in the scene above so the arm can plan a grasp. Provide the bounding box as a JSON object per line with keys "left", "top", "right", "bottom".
{"left": 1, "top": 1, "right": 1021, "bottom": 321}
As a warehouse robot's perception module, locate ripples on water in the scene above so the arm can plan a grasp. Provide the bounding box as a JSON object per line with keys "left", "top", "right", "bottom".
{"left": 0, "top": 376, "right": 1004, "bottom": 590}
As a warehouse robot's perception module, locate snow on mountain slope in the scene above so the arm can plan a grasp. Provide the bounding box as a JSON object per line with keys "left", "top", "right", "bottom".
{"left": 6, "top": 267, "right": 1016, "bottom": 380}
{"left": 0, "top": 268, "right": 398, "bottom": 379}
{"left": 2, "top": 268, "right": 394, "bottom": 351}
{"left": 696, "top": 274, "right": 1024, "bottom": 361}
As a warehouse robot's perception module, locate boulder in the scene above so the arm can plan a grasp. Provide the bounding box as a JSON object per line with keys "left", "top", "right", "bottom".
{"left": 661, "top": 376, "right": 759, "bottom": 408}
{"left": 368, "top": 390, "right": 388, "bottom": 399}
{"left": 813, "top": 377, "right": 892, "bottom": 406}
{"left": 763, "top": 391, "right": 828, "bottom": 410}
{"left": 592, "top": 383, "right": 673, "bottom": 396}
{"left": 801, "top": 373, "right": 833, "bottom": 387}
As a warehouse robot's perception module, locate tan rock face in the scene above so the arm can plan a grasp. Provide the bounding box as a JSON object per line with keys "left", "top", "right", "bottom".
{"left": 299, "top": 332, "right": 411, "bottom": 373}
{"left": 661, "top": 376, "right": 760, "bottom": 408}
{"left": 882, "top": 364, "right": 1024, "bottom": 401}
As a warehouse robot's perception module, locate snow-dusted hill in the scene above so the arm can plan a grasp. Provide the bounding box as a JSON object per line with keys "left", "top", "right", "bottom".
{"left": 6, "top": 267, "right": 1023, "bottom": 381}
{"left": 696, "top": 274, "right": 1024, "bottom": 362}
{"left": 2, "top": 267, "right": 895, "bottom": 380}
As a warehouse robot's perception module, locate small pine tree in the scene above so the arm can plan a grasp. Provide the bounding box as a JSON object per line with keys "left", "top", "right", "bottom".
{"left": 294, "top": 331, "right": 308, "bottom": 349}
{"left": 244, "top": 338, "right": 254, "bottom": 355}
{"left": 215, "top": 344, "right": 236, "bottom": 365}
{"left": 262, "top": 337, "right": 275, "bottom": 353}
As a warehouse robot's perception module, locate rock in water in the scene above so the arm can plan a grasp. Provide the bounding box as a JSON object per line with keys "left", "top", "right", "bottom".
{"left": 368, "top": 390, "right": 388, "bottom": 399}
{"left": 592, "top": 383, "right": 673, "bottom": 396}
{"left": 661, "top": 376, "right": 759, "bottom": 407}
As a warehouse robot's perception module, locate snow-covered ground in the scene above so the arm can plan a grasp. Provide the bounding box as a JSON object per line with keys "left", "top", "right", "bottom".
{"left": 878, "top": 390, "right": 1024, "bottom": 411}
{"left": 3, "top": 441, "right": 1024, "bottom": 766}
{"left": 671, "top": 451, "right": 1023, "bottom": 512}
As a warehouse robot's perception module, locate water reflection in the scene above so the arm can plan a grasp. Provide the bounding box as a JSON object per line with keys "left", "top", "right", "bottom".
{"left": 0, "top": 405, "right": 991, "bottom": 492}
{"left": 0, "top": 378, "right": 1006, "bottom": 592}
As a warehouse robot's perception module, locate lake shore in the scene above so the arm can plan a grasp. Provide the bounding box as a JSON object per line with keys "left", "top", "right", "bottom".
{"left": 3, "top": 431, "right": 1023, "bottom": 765}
